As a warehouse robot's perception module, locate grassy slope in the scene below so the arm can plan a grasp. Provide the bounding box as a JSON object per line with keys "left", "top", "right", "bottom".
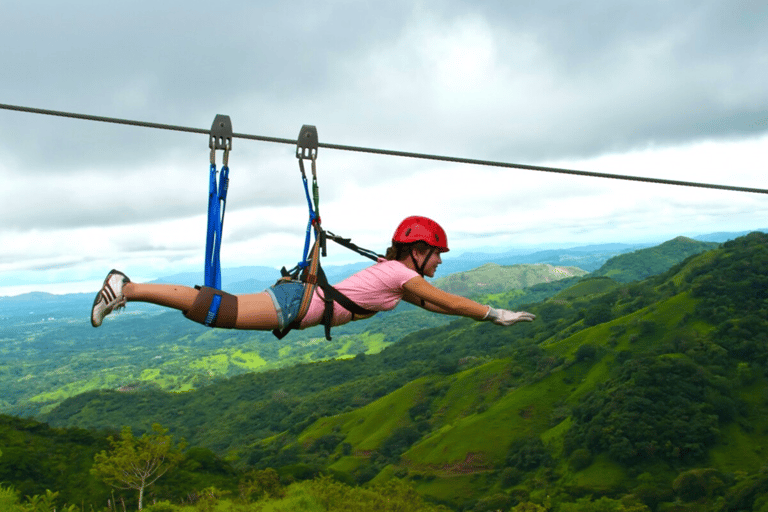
{"left": 591, "top": 236, "right": 719, "bottom": 283}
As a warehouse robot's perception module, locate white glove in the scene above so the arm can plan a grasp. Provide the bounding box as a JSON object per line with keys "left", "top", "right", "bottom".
{"left": 483, "top": 307, "right": 536, "bottom": 326}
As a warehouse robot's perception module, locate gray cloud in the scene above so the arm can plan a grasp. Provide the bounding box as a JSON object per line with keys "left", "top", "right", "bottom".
{"left": 2, "top": 0, "right": 767, "bottom": 292}
{"left": 3, "top": 0, "right": 766, "bottom": 179}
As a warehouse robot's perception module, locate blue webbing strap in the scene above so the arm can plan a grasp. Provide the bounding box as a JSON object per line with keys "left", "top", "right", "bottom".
{"left": 201, "top": 114, "right": 233, "bottom": 327}
{"left": 203, "top": 162, "right": 229, "bottom": 325}
{"left": 204, "top": 294, "right": 223, "bottom": 327}
{"left": 294, "top": 125, "right": 320, "bottom": 271}
{"left": 205, "top": 163, "right": 229, "bottom": 289}
{"left": 298, "top": 158, "right": 318, "bottom": 269}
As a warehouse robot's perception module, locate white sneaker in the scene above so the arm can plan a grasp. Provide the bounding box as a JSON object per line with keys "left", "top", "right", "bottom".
{"left": 91, "top": 270, "right": 130, "bottom": 327}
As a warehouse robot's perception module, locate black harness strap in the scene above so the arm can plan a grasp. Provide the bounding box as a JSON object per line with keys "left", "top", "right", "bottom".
{"left": 326, "top": 232, "right": 383, "bottom": 262}
{"left": 315, "top": 264, "right": 375, "bottom": 340}
{"left": 272, "top": 228, "right": 376, "bottom": 341}
{"left": 272, "top": 232, "right": 322, "bottom": 340}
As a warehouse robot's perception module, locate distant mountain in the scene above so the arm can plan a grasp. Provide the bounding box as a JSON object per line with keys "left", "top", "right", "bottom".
{"left": 438, "top": 242, "right": 649, "bottom": 274}
{"left": 148, "top": 265, "right": 281, "bottom": 293}
{"left": 693, "top": 227, "right": 768, "bottom": 243}
{"left": 3, "top": 229, "right": 760, "bottom": 300}
{"left": 0, "top": 291, "right": 96, "bottom": 321}
{"left": 433, "top": 262, "right": 588, "bottom": 295}
{"left": 146, "top": 242, "right": 643, "bottom": 293}
{"left": 592, "top": 236, "right": 719, "bottom": 282}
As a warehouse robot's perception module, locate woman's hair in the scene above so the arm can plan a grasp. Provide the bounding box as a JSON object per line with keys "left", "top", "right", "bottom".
{"left": 385, "top": 241, "right": 433, "bottom": 261}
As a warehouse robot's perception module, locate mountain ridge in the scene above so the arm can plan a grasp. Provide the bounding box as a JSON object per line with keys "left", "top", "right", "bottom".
{"left": 4, "top": 228, "right": 762, "bottom": 299}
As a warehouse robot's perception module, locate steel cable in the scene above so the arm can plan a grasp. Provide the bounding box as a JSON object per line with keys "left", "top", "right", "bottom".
{"left": 1, "top": 102, "right": 766, "bottom": 195}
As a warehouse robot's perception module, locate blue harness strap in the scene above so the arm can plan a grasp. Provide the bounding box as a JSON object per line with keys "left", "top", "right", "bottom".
{"left": 204, "top": 293, "right": 223, "bottom": 326}
{"left": 205, "top": 162, "right": 229, "bottom": 289}
{"left": 203, "top": 114, "right": 233, "bottom": 325}
{"left": 298, "top": 158, "right": 318, "bottom": 270}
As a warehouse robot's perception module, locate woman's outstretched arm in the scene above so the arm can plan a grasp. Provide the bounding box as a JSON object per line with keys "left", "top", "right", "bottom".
{"left": 401, "top": 276, "right": 535, "bottom": 325}
{"left": 401, "top": 276, "right": 489, "bottom": 319}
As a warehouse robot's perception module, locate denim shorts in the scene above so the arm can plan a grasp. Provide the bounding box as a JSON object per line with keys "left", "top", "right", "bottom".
{"left": 265, "top": 280, "right": 306, "bottom": 330}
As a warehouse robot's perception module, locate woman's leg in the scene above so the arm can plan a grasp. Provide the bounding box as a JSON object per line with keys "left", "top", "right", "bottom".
{"left": 233, "top": 292, "right": 282, "bottom": 330}
{"left": 123, "top": 282, "right": 198, "bottom": 310}
{"left": 123, "top": 283, "right": 280, "bottom": 330}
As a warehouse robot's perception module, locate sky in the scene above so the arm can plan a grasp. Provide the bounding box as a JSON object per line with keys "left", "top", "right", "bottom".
{"left": 1, "top": 0, "right": 767, "bottom": 296}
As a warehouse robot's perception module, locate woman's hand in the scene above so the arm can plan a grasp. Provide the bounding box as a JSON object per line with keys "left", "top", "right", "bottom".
{"left": 483, "top": 307, "right": 536, "bottom": 326}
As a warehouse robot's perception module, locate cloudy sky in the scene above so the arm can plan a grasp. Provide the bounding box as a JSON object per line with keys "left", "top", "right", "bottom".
{"left": 1, "top": 0, "right": 767, "bottom": 296}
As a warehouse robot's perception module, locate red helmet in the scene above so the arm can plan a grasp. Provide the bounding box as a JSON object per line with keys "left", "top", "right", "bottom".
{"left": 392, "top": 216, "right": 449, "bottom": 252}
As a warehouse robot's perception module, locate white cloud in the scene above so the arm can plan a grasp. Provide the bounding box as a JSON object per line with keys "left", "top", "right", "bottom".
{"left": 1, "top": 1, "right": 767, "bottom": 295}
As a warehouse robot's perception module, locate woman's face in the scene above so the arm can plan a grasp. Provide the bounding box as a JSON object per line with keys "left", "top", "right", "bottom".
{"left": 413, "top": 247, "right": 442, "bottom": 278}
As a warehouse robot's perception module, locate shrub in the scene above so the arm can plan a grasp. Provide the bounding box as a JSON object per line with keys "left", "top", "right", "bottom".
{"left": 474, "top": 493, "right": 512, "bottom": 511}
{"left": 506, "top": 436, "right": 552, "bottom": 471}
{"left": 144, "top": 501, "right": 177, "bottom": 512}
{"left": 673, "top": 471, "right": 707, "bottom": 501}
{"left": 569, "top": 448, "right": 593, "bottom": 470}
{"left": 0, "top": 486, "right": 20, "bottom": 511}
{"left": 575, "top": 344, "right": 597, "bottom": 362}
{"left": 381, "top": 427, "right": 421, "bottom": 461}
{"left": 500, "top": 467, "right": 523, "bottom": 487}
{"left": 672, "top": 468, "right": 724, "bottom": 502}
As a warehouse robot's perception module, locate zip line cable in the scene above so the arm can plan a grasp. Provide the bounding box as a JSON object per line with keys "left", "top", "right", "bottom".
{"left": 2, "top": 101, "right": 767, "bottom": 195}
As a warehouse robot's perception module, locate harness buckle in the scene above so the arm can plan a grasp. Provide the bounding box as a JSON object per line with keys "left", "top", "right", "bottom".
{"left": 296, "top": 125, "right": 318, "bottom": 161}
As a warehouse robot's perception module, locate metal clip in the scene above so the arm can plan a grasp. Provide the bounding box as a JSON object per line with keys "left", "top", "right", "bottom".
{"left": 296, "top": 125, "right": 318, "bottom": 160}
{"left": 209, "top": 114, "right": 233, "bottom": 165}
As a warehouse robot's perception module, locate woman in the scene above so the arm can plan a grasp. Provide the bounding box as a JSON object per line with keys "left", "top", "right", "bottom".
{"left": 91, "top": 216, "right": 536, "bottom": 330}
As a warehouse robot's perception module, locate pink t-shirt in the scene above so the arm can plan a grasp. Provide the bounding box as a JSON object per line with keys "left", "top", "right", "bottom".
{"left": 299, "top": 259, "right": 420, "bottom": 328}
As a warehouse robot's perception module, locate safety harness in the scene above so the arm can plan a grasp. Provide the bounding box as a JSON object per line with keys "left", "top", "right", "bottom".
{"left": 185, "top": 115, "right": 238, "bottom": 328}
{"left": 185, "top": 118, "right": 383, "bottom": 339}
{"left": 272, "top": 125, "right": 382, "bottom": 341}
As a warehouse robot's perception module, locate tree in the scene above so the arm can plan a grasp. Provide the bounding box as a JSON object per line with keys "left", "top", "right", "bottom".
{"left": 575, "top": 344, "right": 598, "bottom": 362}
{"left": 506, "top": 436, "right": 552, "bottom": 471}
{"left": 584, "top": 303, "right": 612, "bottom": 326}
{"left": 239, "top": 468, "right": 284, "bottom": 502}
{"left": 91, "top": 424, "right": 184, "bottom": 510}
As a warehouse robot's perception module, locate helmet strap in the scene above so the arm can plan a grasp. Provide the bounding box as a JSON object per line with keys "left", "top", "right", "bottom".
{"left": 410, "top": 247, "right": 436, "bottom": 277}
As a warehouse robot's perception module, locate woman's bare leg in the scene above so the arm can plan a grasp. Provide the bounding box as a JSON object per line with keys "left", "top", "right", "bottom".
{"left": 123, "top": 283, "right": 280, "bottom": 330}
{"left": 123, "top": 282, "right": 198, "bottom": 310}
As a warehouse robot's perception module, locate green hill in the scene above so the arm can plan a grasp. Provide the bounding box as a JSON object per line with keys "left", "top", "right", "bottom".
{"left": 285, "top": 232, "right": 768, "bottom": 509}
{"left": 433, "top": 263, "right": 588, "bottom": 296}
{"left": 592, "top": 236, "right": 719, "bottom": 282}
{"left": 31, "top": 232, "right": 768, "bottom": 510}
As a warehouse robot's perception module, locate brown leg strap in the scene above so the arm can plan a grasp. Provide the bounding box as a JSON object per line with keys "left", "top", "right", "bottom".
{"left": 184, "top": 286, "right": 239, "bottom": 328}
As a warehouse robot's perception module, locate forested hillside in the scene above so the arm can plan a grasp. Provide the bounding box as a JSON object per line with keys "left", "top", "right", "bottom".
{"left": 12, "top": 231, "right": 767, "bottom": 510}
{"left": 591, "top": 236, "right": 718, "bottom": 282}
